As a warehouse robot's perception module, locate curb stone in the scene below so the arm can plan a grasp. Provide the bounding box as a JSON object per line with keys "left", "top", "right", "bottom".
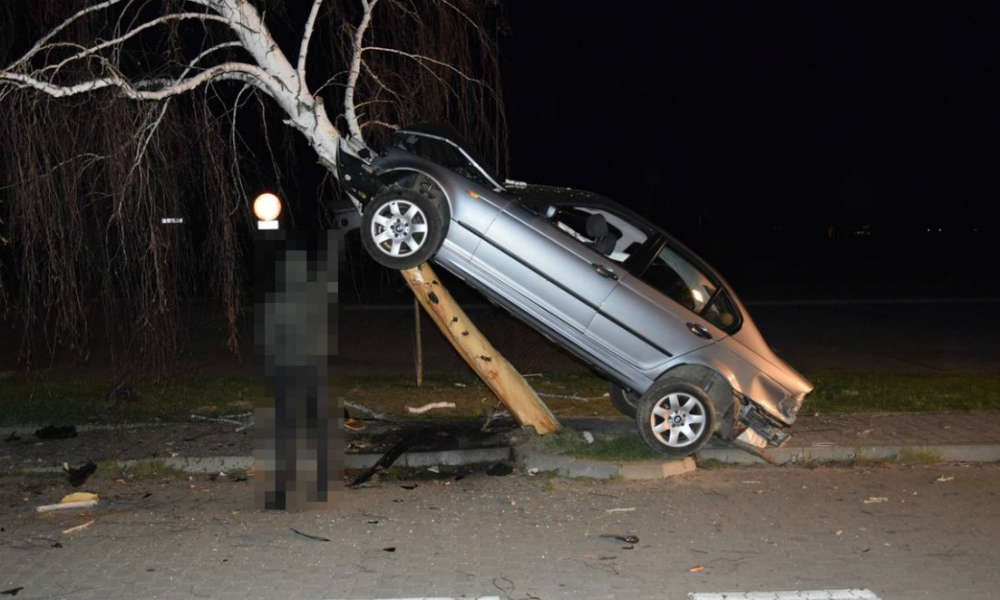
{"left": 515, "top": 446, "right": 696, "bottom": 480}
{"left": 515, "top": 443, "right": 1000, "bottom": 480}
{"left": 697, "top": 443, "right": 1000, "bottom": 465}
{"left": 7, "top": 447, "right": 512, "bottom": 476}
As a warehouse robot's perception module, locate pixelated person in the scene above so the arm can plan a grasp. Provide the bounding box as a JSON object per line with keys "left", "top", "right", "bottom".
{"left": 255, "top": 240, "right": 343, "bottom": 510}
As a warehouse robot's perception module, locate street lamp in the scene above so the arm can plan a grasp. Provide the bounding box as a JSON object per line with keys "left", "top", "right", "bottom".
{"left": 253, "top": 192, "right": 282, "bottom": 230}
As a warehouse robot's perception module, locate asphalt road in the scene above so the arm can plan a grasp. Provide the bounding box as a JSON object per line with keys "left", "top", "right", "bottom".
{"left": 3, "top": 462, "right": 999, "bottom": 599}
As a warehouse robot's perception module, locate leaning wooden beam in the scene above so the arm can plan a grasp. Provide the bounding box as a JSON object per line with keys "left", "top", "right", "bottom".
{"left": 400, "top": 263, "right": 560, "bottom": 435}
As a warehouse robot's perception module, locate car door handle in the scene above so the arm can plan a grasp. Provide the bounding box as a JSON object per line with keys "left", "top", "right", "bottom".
{"left": 592, "top": 263, "right": 618, "bottom": 280}
{"left": 687, "top": 322, "right": 712, "bottom": 339}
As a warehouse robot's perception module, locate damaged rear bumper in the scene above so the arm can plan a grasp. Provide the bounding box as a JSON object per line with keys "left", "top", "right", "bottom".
{"left": 731, "top": 395, "right": 792, "bottom": 450}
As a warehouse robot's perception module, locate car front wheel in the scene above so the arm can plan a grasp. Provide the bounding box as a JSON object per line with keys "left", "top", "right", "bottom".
{"left": 361, "top": 185, "right": 448, "bottom": 270}
{"left": 635, "top": 377, "right": 715, "bottom": 457}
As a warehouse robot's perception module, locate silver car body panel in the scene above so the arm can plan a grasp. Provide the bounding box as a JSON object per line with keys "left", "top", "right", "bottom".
{"left": 363, "top": 134, "right": 812, "bottom": 430}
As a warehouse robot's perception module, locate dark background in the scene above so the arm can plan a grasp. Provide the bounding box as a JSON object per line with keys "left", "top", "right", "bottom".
{"left": 499, "top": 2, "right": 998, "bottom": 300}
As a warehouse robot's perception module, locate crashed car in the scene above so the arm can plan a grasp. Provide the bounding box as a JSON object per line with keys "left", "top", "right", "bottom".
{"left": 337, "top": 123, "right": 812, "bottom": 457}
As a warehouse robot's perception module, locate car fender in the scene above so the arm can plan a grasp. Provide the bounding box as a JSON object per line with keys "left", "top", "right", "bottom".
{"left": 376, "top": 167, "right": 455, "bottom": 216}
{"left": 662, "top": 345, "right": 791, "bottom": 426}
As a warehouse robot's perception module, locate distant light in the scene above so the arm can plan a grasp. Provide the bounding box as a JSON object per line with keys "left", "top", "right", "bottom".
{"left": 692, "top": 289, "right": 705, "bottom": 304}
{"left": 253, "top": 192, "right": 282, "bottom": 222}
{"left": 160, "top": 217, "right": 184, "bottom": 225}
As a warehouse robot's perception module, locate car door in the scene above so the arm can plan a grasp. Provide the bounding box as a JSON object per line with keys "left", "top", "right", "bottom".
{"left": 471, "top": 201, "right": 619, "bottom": 335}
{"left": 593, "top": 237, "right": 730, "bottom": 372}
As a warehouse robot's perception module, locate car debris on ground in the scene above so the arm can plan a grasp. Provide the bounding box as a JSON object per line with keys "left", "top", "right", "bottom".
{"left": 349, "top": 429, "right": 425, "bottom": 487}
{"left": 599, "top": 534, "right": 639, "bottom": 545}
{"left": 290, "top": 528, "right": 330, "bottom": 542}
{"left": 36, "top": 492, "right": 99, "bottom": 513}
{"left": 63, "top": 461, "right": 96, "bottom": 487}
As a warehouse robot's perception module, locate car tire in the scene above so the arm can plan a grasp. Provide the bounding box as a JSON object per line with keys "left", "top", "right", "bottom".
{"left": 635, "top": 377, "right": 716, "bottom": 457}
{"left": 608, "top": 383, "right": 638, "bottom": 418}
{"left": 361, "top": 184, "right": 448, "bottom": 270}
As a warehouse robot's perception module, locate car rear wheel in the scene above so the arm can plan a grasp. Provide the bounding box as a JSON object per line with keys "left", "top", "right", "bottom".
{"left": 635, "top": 377, "right": 715, "bottom": 457}
{"left": 361, "top": 185, "right": 448, "bottom": 270}
{"left": 608, "top": 383, "right": 638, "bottom": 418}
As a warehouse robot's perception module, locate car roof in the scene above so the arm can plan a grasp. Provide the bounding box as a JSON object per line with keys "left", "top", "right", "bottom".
{"left": 516, "top": 183, "right": 733, "bottom": 293}
{"left": 515, "top": 184, "right": 656, "bottom": 234}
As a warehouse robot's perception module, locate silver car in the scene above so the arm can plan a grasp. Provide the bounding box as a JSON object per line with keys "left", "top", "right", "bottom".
{"left": 338, "top": 124, "right": 813, "bottom": 457}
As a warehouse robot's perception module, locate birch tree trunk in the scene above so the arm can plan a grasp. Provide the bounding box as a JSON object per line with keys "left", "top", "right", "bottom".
{"left": 401, "top": 263, "right": 559, "bottom": 435}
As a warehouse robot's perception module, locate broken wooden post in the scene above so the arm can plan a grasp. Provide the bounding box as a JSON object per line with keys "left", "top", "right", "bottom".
{"left": 414, "top": 296, "right": 423, "bottom": 387}
{"left": 400, "top": 263, "right": 560, "bottom": 434}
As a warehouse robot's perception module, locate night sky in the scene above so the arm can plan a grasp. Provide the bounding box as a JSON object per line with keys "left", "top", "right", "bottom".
{"left": 500, "top": 2, "right": 997, "bottom": 297}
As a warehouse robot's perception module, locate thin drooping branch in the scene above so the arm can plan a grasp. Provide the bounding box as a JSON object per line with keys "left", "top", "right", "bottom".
{"left": 6, "top": 0, "right": 127, "bottom": 72}
{"left": 2, "top": 62, "right": 280, "bottom": 100}
{"left": 363, "top": 45, "right": 493, "bottom": 90}
{"left": 343, "top": 0, "right": 379, "bottom": 140}
{"left": 297, "top": 0, "right": 326, "bottom": 84}
{"left": 35, "top": 12, "right": 232, "bottom": 77}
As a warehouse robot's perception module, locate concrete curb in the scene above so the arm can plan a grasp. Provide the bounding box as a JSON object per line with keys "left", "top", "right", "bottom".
{"left": 514, "top": 443, "right": 1000, "bottom": 480}
{"left": 698, "top": 443, "right": 1000, "bottom": 465}
{"left": 514, "top": 443, "right": 697, "bottom": 480}
{"left": 7, "top": 447, "right": 512, "bottom": 476}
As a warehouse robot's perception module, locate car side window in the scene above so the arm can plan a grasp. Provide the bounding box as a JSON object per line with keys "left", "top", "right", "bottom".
{"left": 395, "top": 134, "right": 490, "bottom": 188}
{"left": 641, "top": 246, "right": 739, "bottom": 332}
{"left": 548, "top": 207, "right": 647, "bottom": 262}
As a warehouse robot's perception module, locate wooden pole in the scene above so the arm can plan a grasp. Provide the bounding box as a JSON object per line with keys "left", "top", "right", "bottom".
{"left": 414, "top": 296, "right": 423, "bottom": 387}
{"left": 400, "top": 263, "right": 560, "bottom": 435}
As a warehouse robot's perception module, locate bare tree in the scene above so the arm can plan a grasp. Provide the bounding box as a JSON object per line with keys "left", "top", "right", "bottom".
{"left": 0, "top": 0, "right": 506, "bottom": 372}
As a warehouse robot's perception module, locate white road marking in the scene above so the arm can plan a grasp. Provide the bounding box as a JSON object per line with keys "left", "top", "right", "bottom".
{"left": 326, "top": 597, "right": 500, "bottom": 600}
{"left": 690, "top": 590, "right": 880, "bottom": 600}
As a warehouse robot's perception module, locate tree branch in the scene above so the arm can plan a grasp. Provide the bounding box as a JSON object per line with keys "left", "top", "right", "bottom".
{"left": 362, "top": 45, "right": 493, "bottom": 91}
{"left": 36, "top": 12, "right": 232, "bottom": 77}
{"left": 1, "top": 62, "right": 281, "bottom": 101}
{"left": 344, "top": 0, "right": 379, "bottom": 141}
{"left": 297, "top": 0, "right": 325, "bottom": 85}
{"left": 5, "top": 0, "right": 127, "bottom": 71}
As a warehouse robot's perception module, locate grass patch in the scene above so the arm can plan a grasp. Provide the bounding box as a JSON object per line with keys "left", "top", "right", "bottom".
{"left": 896, "top": 446, "right": 942, "bottom": 464}
{"left": 1, "top": 369, "right": 998, "bottom": 426}
{"left": 543, "top": 429, "right": 660, "bottom": 461}
{"left": 0, "top": 374, "right": 267, "bottom": 426}
{"left": 97, "top": 459, "right": 184, "bottom": 479}
{"left": 694, "top": 458, "right": 727, "bottom": 470}
{"left": 806, "top": 373, "right": 1000, "bottom": 413}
